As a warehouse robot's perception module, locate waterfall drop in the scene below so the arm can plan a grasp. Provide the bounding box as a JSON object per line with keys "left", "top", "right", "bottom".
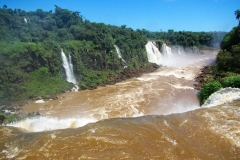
{"left": 60, "top": 49, "right": 79, "bottom": 91}
{"left": 161, "top": 43, "right": 173, "bottom": 58}
{"left": 145, "top": 41, "right": 162, "bottom": 65}
{"left": 114, "top": 45, "right": 126, "bottom": 63}
{"left": 145, "top": 41, "right": 190, "bottom": 66}
{"left": 201, "top": 87, "right": 240, "bottom": 108}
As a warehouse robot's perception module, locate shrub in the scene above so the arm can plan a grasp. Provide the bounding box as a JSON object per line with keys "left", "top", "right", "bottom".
{"left": 0, "top": 112, "right": 16, "bottom": 124}
{"left": 199, "top": 81, "right": 222, "bottom": 105}
{"left": 222, "top": 76, "right": 240, "bottom": 88}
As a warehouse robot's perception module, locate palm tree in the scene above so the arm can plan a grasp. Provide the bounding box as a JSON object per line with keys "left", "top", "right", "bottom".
{"left": 235, "top": 9, "right": 240, "bottom": 25}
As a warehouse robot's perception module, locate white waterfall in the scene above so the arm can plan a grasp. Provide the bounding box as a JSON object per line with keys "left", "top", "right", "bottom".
{"left": 201, "top": 87, "right": 240, "bottom": 108}
{"left": 114, "top": 45, "right": 126, "bottom": 63}
{"left": 61, "top": 49, "right": 79, "bottom": 91}
{"left": 24, "top": 17, "right": 27, "bottom": 23}
{"left": 146, "top": 41, "right": 187, "bottom": 66}
{"left": 161, "top": 43, "right": 173, "bottom": 58}
{"left": 145, "top": 41, "right": 162, "bottom": 65}
{"left": 61, "top": 49, "right": 76, "bottom": 84}
{"left": 178, "top": 50, "right": 182, "bottom": 55}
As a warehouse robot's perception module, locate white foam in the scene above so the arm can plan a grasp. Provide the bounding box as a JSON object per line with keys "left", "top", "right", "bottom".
{"left": 136, "top": 76, "right": 156, "bottom": 82}
{"left": 61, "top": 49, "right": 77, "bottom": 84}
{"left": 50, "top": 133, "right": 56, "bottom": 139}
{"left": 114, "top": 45, "right": 126, "bottom": 63}
{"left": 2, "top": 146, "right": 21, "bottom": 159}
{"left": 145, "top": 41, "right": 162, "bottom": 64}
{"left": 89, "top": 129, "right": 95, "bottom": 133}
{"left": 164, "top": 135, "right": 178, "bottom": 146}
{"left": 202, "top": 87, "right": 240, "bottom": 108}
{"left": 35, "top": 99, "right": 45, "bottom": 103}
{"left": 150, "top": 68, "right": 195, "bottom": 80}
{"left": 163, "top": 104, "right": 199, "bottom": 115}
{"left": 7, "top": 116, "right": 97, "bottom": 132}
{"left": 169, "top": 83, "right": 194, "bottom": 90}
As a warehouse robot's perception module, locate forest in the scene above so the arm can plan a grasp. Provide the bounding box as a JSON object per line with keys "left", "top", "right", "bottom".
{"left": 198, "top": 9, "right": 240, "bottom": 105}
{"left": 142, "top": 29, "right": 225, "bottom": 49}
{"left": 0, "top": 5, "right": 228, "bottom": 107}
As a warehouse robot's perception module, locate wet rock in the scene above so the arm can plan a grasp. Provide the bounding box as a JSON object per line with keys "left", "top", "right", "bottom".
{"left": 36, "top": 111, "right": 41, "bottom": 116}
{"left": 14, "top": 106, "right": 21, "bottom": 111}
{"left": 15, "top": 112, "right": 29, "bottom": 120}
{"left": 28, "top": 111, "right": 41, "bottom": 117}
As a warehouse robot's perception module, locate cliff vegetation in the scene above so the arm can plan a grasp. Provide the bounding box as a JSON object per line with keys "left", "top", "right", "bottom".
{"left": 197, "top": 9, "right": 240, "bottom": 105}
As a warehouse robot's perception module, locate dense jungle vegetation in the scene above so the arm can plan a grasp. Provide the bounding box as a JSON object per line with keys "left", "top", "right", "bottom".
{"left": 199, "top": 9, "right": 240, "bottom": 105}
{"left": 0, "top": 5, "right": 150, "bottom": 105}
{"left": 0, "top": 5, "right": 226, "bottom": 107}
{"left": 142, "top": 29, "right": 226, "bottom": 49}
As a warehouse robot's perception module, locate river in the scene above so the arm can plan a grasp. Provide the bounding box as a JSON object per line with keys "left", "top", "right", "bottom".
{"left": 1, "top": 50, "right": 240, "bottom": 159}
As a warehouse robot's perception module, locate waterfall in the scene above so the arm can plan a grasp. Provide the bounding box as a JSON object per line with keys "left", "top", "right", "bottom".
{"left": 161, "top": 43, "right": 173, "bottom": 58}
{"left": 201, "top": 87, "right": 240, "bottom": 108}
{"left": 61, "top": 49, "right": 76, "bottom": 84}
{"left": 8, "top": 116, "right": 97, "bottom": 132}
{"left": 178, "top": 50, "right": 182, "bottom": 55}
{"left": 145, "top": 41, "right": 162, "bottom": 65}
{"left": 146, "top": 41, "right": 187, "bottom": 66}
{"left": 61, "top": 49, "right": 79, "bottom": 91}
{"left": 24, "top": 17, "right": 27, "bottom": 23}
{"left": 114, "top": 45, "right": 126, "bottom": 63}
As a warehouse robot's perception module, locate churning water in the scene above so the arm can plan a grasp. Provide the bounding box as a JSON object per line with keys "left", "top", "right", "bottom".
{"left": 1, "top": 50, "right": 240, "bottom": 159}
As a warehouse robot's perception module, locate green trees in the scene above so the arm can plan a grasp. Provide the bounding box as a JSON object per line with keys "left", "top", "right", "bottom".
{"left": 199, "top": 81, "right": 222, "bottom": 105}
{"left": 0, "top": 41, "right": 72, "bottom": 104}
{"left": 198, "top": 9, "right": 240, "bottom": 105}
{"left": 0, "top": 6, "right": 152, "bottom": 105}
{"left": 218, "top": 25, "right": 240, "bottom": 73}
{"left": 235, "top": 9, "right": 240, "bottom": 25}
{"left": 142, "top": 29, "right": 225, "bottom": 48}
{"left": 222, "top": 76, "right": 240, "bottom": 88}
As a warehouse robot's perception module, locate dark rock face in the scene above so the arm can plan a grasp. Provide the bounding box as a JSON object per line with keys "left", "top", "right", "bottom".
{"left": 194, "top": 66, "right": 215, "bottom": 90}
{"left": 114, "top": 64, "right": 159, "bottom": 83}
{"left": 0, "top": 115, "right": 5, "bottom": 124}
{"left": 100, "top": 64, "right": 160, "bottom": 86}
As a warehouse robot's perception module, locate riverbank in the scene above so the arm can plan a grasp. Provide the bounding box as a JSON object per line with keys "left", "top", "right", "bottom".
{"left": 0, "top": 63, "right": 160, "bottom": 124}
{"left": 103, "top": 64, "right": 160, "bottom": 85}
{"left": 194, "top": 50, "right": 218, "bottom": 90}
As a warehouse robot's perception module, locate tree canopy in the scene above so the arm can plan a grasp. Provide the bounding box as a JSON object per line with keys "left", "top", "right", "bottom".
{"left": 0, "top": 6, "right": 149, "bottom": 105}
{"left": 198, "top": 9, "right": 240, "bottom": 105}
{"left": 235, "top": 9, "right": 240, "bottom": 25}
{"left": 0, "top": 6, "right": 228, "bottom": 105}
{"left": 142, "top": 29, "right": 226, "bottom": 48}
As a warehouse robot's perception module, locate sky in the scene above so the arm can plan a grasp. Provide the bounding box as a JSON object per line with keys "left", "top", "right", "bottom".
{"left": 1, "top": 0, "right": 240, "bottom": 32}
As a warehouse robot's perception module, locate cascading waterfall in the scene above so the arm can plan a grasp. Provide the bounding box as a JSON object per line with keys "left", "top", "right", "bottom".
{"left": 61, "top": 49, "right": 76, "bottom": 83}
{"left": 114, "top": 45, "right": 126, "bottom": 63}
{"left": 24, "top": 17, "right": 27, "bottom": 23}
{"left": 161, "top": 43, "right": 173, "bottom": 58}
{"left": 201, "top": 87, "right": 240, "bottom": 108}
{"left": 60, "top": 49, "right": 79, "bottom": 91}
{"left": 145, "top": 41, "right": 162, "bottom": 64}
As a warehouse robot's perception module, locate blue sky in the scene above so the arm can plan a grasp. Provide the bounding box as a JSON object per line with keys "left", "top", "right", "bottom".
{"left": 1, "top": 0, "right": 239, "bottom": 32}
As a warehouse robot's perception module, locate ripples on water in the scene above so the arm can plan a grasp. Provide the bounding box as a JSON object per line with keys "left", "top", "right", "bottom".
{"left": 1, "top": 51, "right": 240, "bottom": 159}
{"left": 1, "top": 103, "right": 240, "bottom": 159}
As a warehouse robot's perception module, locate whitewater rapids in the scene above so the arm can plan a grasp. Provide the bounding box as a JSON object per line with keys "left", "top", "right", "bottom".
{"left": 11, "top": 50, "right": 216, "bottom": 131}
{"left": 1, "top": 50, "right": 240, "bottom": 159}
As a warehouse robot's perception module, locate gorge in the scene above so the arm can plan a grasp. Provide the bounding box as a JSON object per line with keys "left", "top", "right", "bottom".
{"left": 0, "top": 6, "right": 239, "bottom": 159}
{"left": 1, "top": 49, "right": 240, "bottom": 159}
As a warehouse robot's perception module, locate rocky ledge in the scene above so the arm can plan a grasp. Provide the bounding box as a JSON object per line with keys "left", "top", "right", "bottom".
{"left": 194, "top": 66, "right": 215, "bottom": 90}
{"left": 0, "top": 63, "right": 160, "bottom": 124}
{"left": 109, "top": 64, "right": 160, "bottom": 84}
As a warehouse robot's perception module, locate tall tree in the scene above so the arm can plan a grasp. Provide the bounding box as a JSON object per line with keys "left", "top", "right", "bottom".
{"left": 235, "top": 9, "right": 240, "bottom": 25}
{"left": 3, "top": 4, "right": 7, "bottom": 9}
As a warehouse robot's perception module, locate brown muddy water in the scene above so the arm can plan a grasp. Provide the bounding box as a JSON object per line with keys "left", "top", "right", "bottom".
{"left": 1, "top": 51, "right": 240, "bottom": 159}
